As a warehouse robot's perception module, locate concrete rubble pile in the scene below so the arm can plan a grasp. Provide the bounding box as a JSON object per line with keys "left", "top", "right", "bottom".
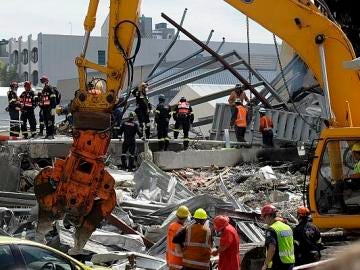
{"left": 0, "top": 157, "right": 307, "bottom": 269}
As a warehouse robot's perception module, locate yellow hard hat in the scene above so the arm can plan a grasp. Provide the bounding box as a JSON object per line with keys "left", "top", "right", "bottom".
{"left": 193, "top": 208, "right": 208, "bottom": 220}
{"left": 352, "top": 143, "right": 360, "bottom": 152}
{"left": 55, "top": 106, "right": 63, "bottom": 115}
{"left": 176, "top": 205, "right": 190, "bottom": 218}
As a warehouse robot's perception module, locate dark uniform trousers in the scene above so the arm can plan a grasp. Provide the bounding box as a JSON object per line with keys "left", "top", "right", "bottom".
{"left": 43, "top": 107, "right": 54, "bottom": 136}
{"left": 21, "top": 109, "right": 37, "bottom": 138}
{"left": 136, "top": 110, "right": 150, "bottom": 139}
{"left": 174, "top": 119, "right": 190, "bottom": 150}
{"left": 39, "top": 109, "right": 45, "bottom": 135}
{"left": 121, "top": 141, "right": 136, "bottom": 170}
{"left": 157, "top": 121, "right": 169, "bottom": 151}
{"left": 235, "top": 126, "right": 246, "bottom": 142}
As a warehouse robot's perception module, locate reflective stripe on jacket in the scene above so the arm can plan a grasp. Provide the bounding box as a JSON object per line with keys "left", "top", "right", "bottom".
{"left": 177, "top": 102, "right": 190, "bottom": 115}
{"left": 235, "top": 105, "right": 247, "bottom": 127}
{"left": 268, "top": 221, "right": 295, "bottom": 268}
{"left": 354, "top": 161, "right": 360, "bottom": 174}
{"left": 166, "top": 222, "right": 184, "bottom": 269}
{"left": 183, "top": 223, "right": 211, "bottom": 270}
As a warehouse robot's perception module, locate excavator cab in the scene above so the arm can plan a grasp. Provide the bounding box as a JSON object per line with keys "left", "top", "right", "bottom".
{"left": 309, "top": 128, "right": 360, "bottom": 229}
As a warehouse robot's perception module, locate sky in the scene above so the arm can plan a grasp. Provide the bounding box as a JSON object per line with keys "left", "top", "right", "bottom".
{"left": 0, "top": 0, "right": 277, "bottom": 44}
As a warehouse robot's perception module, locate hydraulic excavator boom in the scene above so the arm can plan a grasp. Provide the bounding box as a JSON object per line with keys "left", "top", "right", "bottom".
{"left": 224, "top": 0, "right": 360, "bottom": 229}
{"left": 34, "top": 0, "right": 141, "bottom": 254}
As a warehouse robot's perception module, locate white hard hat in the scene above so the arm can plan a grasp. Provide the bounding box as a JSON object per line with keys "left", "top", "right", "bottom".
{"left": 259, "top": 108, "right": 266, "bottom": 113}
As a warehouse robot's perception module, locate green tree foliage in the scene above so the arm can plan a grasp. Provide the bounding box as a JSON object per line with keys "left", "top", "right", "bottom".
{"left": 0, "top": 64, "right": 19, "bottom": 87}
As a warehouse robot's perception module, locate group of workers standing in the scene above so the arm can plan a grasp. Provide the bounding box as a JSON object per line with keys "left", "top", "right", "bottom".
{"left": 6, "top": 76, "right": 60, "bottom": 139}
{"left": 229, "top": 83, "right": 274, "bottom": 147}
{"left": 117, "top": 82, "right": 194, "bottom": 170}
{"left": 166, "top": 204, "right": 322, "bottom": 270}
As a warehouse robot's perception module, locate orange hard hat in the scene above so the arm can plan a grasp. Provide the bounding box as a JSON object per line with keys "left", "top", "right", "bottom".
{"left": 297, "top": 206, "right": 310, "bottom": 217}
{"left": 261, "top": 204, "right": 277, "bottom": 217}
{"left": 213, "top": 215, "right": 229, "bottom": 231}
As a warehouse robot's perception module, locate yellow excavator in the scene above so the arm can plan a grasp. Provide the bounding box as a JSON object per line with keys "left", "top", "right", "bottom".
{"left": 34, "top": 0, "right": 360, "bottom": 253}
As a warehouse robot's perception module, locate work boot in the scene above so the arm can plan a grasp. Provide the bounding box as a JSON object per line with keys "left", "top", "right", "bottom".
{"left": 44, "top": 135, "right": 55, "bottom": 140}
{"left": 121, "top": 155, "right": 127, "bottom": 170}
{"left": 39, "top": 125, "right": 44, "bottom": 136}
{"left": 128, "top": 156, "right": 135, "bottom": 172}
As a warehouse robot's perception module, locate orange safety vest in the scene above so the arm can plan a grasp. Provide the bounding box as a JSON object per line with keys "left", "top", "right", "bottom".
{"left": 166, "top": 222, "right": 184, "bottom": 269}
{"left": 260, "top": 115, "right": 273, "bottom": 132}
{"left": 177, "top": 102, "right": 190, "bottom": 115}
{"left": 183, "top": 223, "right": 212, "bottom": 270}
{"left": 235, "top": 105, "right": 247, "bottom": 127}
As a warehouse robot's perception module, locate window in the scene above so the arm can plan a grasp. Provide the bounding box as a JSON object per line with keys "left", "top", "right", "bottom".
{"left": 31, "top": 47, "right": 38, "bottom": 63}
{"left": 0, "top": 245, "right": 16, "bottom": 269}
{"left": 23, "top": 72, "right": 29, "bottom": 81}
{"left": 316, "top": 140, "right": 360, "bottom": 215}
{"left": 11, "top": 50, "right": 19, "bottom": 65}
{"left": 32, "top": 71, "right": 38, "bottom": 86}
{"left": 98, "top": 50, "right": 106, "bottom": 65}
{"left": 19, "top": 245, "right": 74, "bottom": 270}
{"left": 22, "top": 49, "right": 29, "bottom": 65}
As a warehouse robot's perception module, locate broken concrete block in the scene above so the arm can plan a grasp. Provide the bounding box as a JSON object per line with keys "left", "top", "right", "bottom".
{"left": 269, "top": 190, "right": 290, "bottom": 203}
{"left": 259, "top": 166, "right": 277, "bottom": 181}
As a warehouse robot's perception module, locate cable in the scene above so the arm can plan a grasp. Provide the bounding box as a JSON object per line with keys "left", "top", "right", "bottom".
{"left": 97, "top": 20, "right": 141, "bottom": 134}
{"left": 246, "top": 16, "right": 252, "bottom": 88}
{"left": 272, "top": 34, "right": 322, "bottom": 132}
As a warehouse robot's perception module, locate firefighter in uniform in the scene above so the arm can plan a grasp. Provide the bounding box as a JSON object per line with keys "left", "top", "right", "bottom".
{"left": 173, "top": 97, "right": 194, "bottom": 150}
{"left": 173, "top": 208, "right": 212, "bottom": 270}
{"left": 155, "top": 94, "right": 171, "bottom": 151}
{"left": 118, "top": 112, "right": 143, "bottom": 171}
{"left": 166, "top": 205, "right": 191, "bottom": 270}
{"left": 230, "top": 98, "right": 249, "bottom": 142}
{"left": 6, "top": 81, "right": 21, "bottom": 137}
{"left": 132, "top": 82, "right": 151, "bottom": 139}
{"left": 259, "top": 107, "right": 274, "bottom": 147}
{"left": 40, "top": 76, "right": 57, "bottom": 139}
{"left": 261, "top": 204, "right": 295, "bottom": 270}
{"left": 19, "top": 81, "right": 37, "bottom": 139}
{"left": 293, "top": 206, "right": 322, "bottom": 266}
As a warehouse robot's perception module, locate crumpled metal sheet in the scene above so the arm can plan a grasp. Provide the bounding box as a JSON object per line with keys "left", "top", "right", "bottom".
{"left": 133, "top": 161, "right": 193, "bottom": 203}
{"left": 0, "top": 146, "right": 21, "bottom": 192}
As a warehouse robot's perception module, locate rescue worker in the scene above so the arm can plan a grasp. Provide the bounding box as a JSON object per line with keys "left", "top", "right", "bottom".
{"left": 173, "top": 97, "right": 194, "bottom": 150}
{"left": 19, "top": 81, "right": 37, "bottom": 139}
{"left": 132, "top": 82, "right": 151, "bottom": 139}
{"left": 212, "top": 215, "right": 240, "bottom": 270}
{"left": 259, "top": 107, "right": 274, "bottom": 147}
{"left": 228, "top": 83, "right": 249, "bottom": 114}
{"left": 6, "top": 81, "right": 21, "bottom": 137}
{"left": 293, "top": 206, "right": 322, "bottom": 266}
{"left": 39, "top": 76, "right": 57, "bottom": 139}
{"left": 230, "top": 98, "right": 248, "bottom": 142}
{"left": 261, "top": 204, "right": 295, "bottom": 270}
{"left": 155, "top": 94, "right": 171, "bottom": 151}
{"left": 173, "top": 208, "right": 212, "bottom": 270}
{"left": 351, "top": 143, "right": 360, "bottom": 174}
{"left": 118, "top": 112, "right": 143, "bottom": 171}
{"left": 166, "top": 205, "right": 191, "bottom": 270}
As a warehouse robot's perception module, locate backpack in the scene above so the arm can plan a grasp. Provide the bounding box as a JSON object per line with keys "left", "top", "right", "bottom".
{"left": 53, "top": 87, "right": 61, "bottom": 105}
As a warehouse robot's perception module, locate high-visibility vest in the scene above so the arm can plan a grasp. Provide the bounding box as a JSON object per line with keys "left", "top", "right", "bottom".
{"left": 268, "top": 221, "right": 295, "bottom": 268}
{"left": 166, "top": 222, "right": 184, "bottom": 269}
{"left": 354, "top": 161, "right": 360, "bottom": 174}
{"left": 260, "top": 115, "right": 273, "bottom": 131}
{"left": 235, "top": 105, "right": 247, "bottom": 127}
{"left": 42, "top": 94, "right": 51, "bottom": 106}
{"left": 183, "top": 223, "right": 211, "bottom": 270}
{"left": 177, "top": 102, "right": 190, "bottom": 115}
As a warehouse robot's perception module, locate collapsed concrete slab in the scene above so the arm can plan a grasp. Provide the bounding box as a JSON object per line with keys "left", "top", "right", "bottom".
{"left": 153, "top": 148, "right": 260, "bottom": 170}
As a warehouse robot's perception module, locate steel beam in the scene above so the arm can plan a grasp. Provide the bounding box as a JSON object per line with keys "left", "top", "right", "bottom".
{"left": 161, "top": 12, "right": 272, "bottom": 108}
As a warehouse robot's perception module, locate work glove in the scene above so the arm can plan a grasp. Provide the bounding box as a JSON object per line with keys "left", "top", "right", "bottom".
{"left": 141, "top": 137, "right": 146, "bottom": 141}
{"left": 5, "top": 107, "right": 9, "bottom": 112}
{"left": 51, "top": 109, "right": 56, "bottom": 116}
{"left": 55, "top": 106, "right": 63, "bottom": 115}
{"left": 118, "top": 136, "right": 122, "bottom": 141}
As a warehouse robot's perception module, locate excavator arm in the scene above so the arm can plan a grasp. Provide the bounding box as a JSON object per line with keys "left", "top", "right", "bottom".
{"left": 34, "top": 0, "right": 141, "bottom": 254}
{"left": 225, "top": 0, "right": 360, "bottom": 229}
